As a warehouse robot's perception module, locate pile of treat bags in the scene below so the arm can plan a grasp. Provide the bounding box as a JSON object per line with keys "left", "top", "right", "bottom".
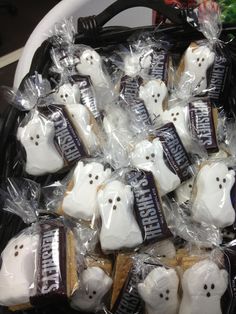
{"left": 0, "top": 1, "right": 236, "bottom": 313}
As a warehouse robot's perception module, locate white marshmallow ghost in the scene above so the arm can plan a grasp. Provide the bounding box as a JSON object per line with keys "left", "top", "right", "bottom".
{"left": 76, "top": 49, "right": 109, "bottom": 88}
{"left": 53, "top": 83, "right": 81, "bottom": 104}
{"left": 175, "top": 177, "right": 195, "bottom": 205}
{"left": 123, "top": 52, "right": 152, "bottom": 77}
{"left": 63, "top": 161, "right": 111, "bottom": 220}
{"left": 0, "top": 232, "right": 39, "bottom": 306}
{"left": 138, "top": 267, "right": 179, "bottom": 314}
{"left": 161, "top": 106, "right": 191, "bottom": 148}
{"left": 130, "top": 139, "right": 181, "bottom": 195}
{"left": 179, "top": 260, "right": 228, "bottom": 314}
{"left": 66, "top": 104, "right": 99, "bottom": 154}
{"left": 192, "top": 163, "right": 235, "bottom": 228}
{"left": 17, "top": 111, "right": 64, "bottom": 176}
{"left": 139, "top": 80, "right": 167, "bottom": 121}
{"left": 98, "top": 180, "right": 143, "bottom": 251}
{"left": 71, "top": 267, "right": 113, "bottom": 312}
{"left": 178, "top": 45, "right": 215, "bottom": 98}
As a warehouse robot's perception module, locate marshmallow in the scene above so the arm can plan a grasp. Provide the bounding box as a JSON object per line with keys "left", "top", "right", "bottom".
{"left": 124, "top": 52, "right": 152, "bottom": 77}
{"left": 179, "top": 260, "right": 228, "bottom": 314}
{"left": 76, "top": 49, "right": 109, "bottom": 88}
{"left": 161, "top": 106, "right": 191, "bottom": 148}
{"left": 98, "top": 180, "right": 143, "bottom": 251}
{"left": 0, "top": 232, "right": 39, "bottom": 306}
{"left": 138, "top": 267, "right": 179, "bottom": 314}
{"left": 130, "top": 139, "right": 181, "bottom": 195}
{"left": 192, "top": 163, "right": 235, "bottom": 228}
{"left": 71, "top": 267, "right": 113, "bottom": 312}
{"left": 17, "top": 111, "right": 64, "bottom": 176}
{"left": 63, "top": 161, "right": 111, "bottom": 220}
{"left": 178, "top": 45, "right": 215, "bottom": 98}
{"left": 139, "top": 80, "right": 167, "bottom": 121}
{"left": 175, "top": 177, "right": 195, "bottom": 205}
{"left": 53, "top": 83, "right": 81, "bottom": 104}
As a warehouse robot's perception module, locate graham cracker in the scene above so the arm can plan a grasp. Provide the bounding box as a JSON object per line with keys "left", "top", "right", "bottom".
{"left": 67, "top": 230, "right": 79, "bottom": 297}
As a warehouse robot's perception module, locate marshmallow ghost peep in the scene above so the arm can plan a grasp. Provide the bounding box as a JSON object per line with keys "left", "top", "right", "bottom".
{"left": 192, "top": 162, "right": 235, "bottom": 228}
{"left": 63, "top": 161, "right": 111, "bottom": 220}
{"left": 138, "top": 267, "right": 179, "bottom": 314}
{"left": 98, "top": 180, "right": 143, "bottom": 251}
{"left": 76, "top": 49, "right": 109, "bottom": 88}
{"left": 161, "top": 106, "right": 191, "bottom": 148}
{"left": 130, "top": 139, "right": 180, "bottom": 195}
{"left": 179, "top": 260, "right": 228, "bottom": 314}
{"left": 71, "top": 267, "right": 113, "bottom": 312}
{"left": 178, "top": 44, "right": 215, "bottom": 98}
{"left": 0, "top": 232, "right": 39, "bottom": 306}
{"left": 139, "top": 80, "right": 167, "bottom": 121}
{"left": 17, "top": 111, "right": 64, "bottom": 176}
{"left": 53, "top": 83, "right": 81, "bottom": 104}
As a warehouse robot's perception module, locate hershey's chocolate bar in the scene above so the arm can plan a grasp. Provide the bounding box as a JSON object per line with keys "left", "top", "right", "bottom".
{"left": 30, "top": 221, "right": 67, "bottom": 305}
{"left": 189, "top": 99, "right": 218, "bottom": 152}
{"left": 208, "top": 53, "right": 231, "bottom": 109}
{"left": 120, "top": 75, "right": 143, "bottom": 101}
{"left": 149, "top": 51, "right": 169, "bottom": 83}
{"left": 112, "top": 268, "right": 144, "bottom": 314}
{"left": 126, "top": 170, "right": 172, "bottom": 244}
{"left": 71, "top": 75, "right": 100, "bottom": 119}
{"left": 40, "top": 105, "right": 88, "bottom": 165}
{"left": 155, "top": 123, "right": 193, "bottom": 182}
{"left": 120, "top": 75, "right": 152, "bottom": 128}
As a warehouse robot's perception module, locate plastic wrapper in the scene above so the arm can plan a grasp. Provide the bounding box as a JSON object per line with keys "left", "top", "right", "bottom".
{"left": 101, "top": 102, "right": 136, "bottom": 169}
{"left": 163, "top": 196, "right": 221, "bottom": 247}
{"left": 59, "top": 158, "right": 112, "bottom": 223}
{"left": 112, "top": 254, "right": 179, "bottom": 314}
{"left": 74, "top": 44, "right": 112, "bottom": 91}
{"left": 71, "top": 223, "right": 113, "bottom": 313}
{"left": 179, "top": 254, "right": 228, "bottom": 314}
{"left": 0, "top": 226, "right": 39, "bottom": 308}
{"left": 222, "top": 240, "right": 236, "bottom": 314}
{"left": 0, "top": 178, "right": 40, "bottom": 308}
{"left": 130, "top": 123, "right": 195, "bottom": 196}
{"left": 97, "top": 169, "right": 143, "bottom": 253}
{"left": 30, "top": 218, "right": 78, "bottom": 307}
{"left": 191, "top": 160, "right": 235, "bottom": 228}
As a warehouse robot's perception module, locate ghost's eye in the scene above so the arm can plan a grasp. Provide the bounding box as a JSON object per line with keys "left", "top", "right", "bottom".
{"left": 176, "top": 112, "right": 179, "bottom": 116}
{"left": 90, "top": 56, "right": 93, "bottom": 60}
{"left": 15, "top": 245, "right": 18, "bottom": 249}
{"left": 89, "top": 296, "right": 93, "bottom": 299}
{"left": 152, "top": 95, "right": 155, "bottom": 98}
{"left": 30, "top": 136, "right": 34, "bottom": 140}
{"left": 95, "top": 175, "right": 99, "bottom": 180}
{"left": 160, "top": 293, "right": 163, "bottom": 298}
{"left": 93, "top": 291, "right": 96, "bottom": 294}
{"left": 151, "top": 153, "right": 155, "bottom": 158}
{"left": 108, "top": 199, "right": 113, "bottom": 203}
{"left": 216, "top": 177, "right": 220, "bottom": 181}
{"left": 60, "top": 95, "right": 63, "bottom": 98}
{"left": 19, "top": 245, "right": 24, "bottom": 249}
{"left": 166, "top": 289, "right": 169, "bottom": 294}
{"left": 89, "top": 174, "right": 92, "bottom": 178}
{"left": 189, "top": 184, "right": 192, "bottom": 188}
{"left": 171, "top": 113, "right": 174, "bottom": 117}
{"left": 36, "top": 134, "right": 40, "bottom": 139}
{"left": 211, "top": 284, "right": 215, "bottom": 290}
{"left": 204, "top": 284, "right": 208, "bottom": 290}
{"left": 65, "top": 94, "right": 68, "bottom": 98}
{"left": 146, "top": 156, "right": 150, "bottom": 160}
{"left": 223, "top": 178, "right": 226, "bottom": 183}
{"left": 117, "top": 197, "right": 121, "bottom": 202}
{"left": 197, "top": 58, "right": 200, "bottom": 61}
{"left": 157, "top": 93, "right": 160, "bottom": 97}
{"left": 202, "top": 58, "right": 205, "bottom": 62}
